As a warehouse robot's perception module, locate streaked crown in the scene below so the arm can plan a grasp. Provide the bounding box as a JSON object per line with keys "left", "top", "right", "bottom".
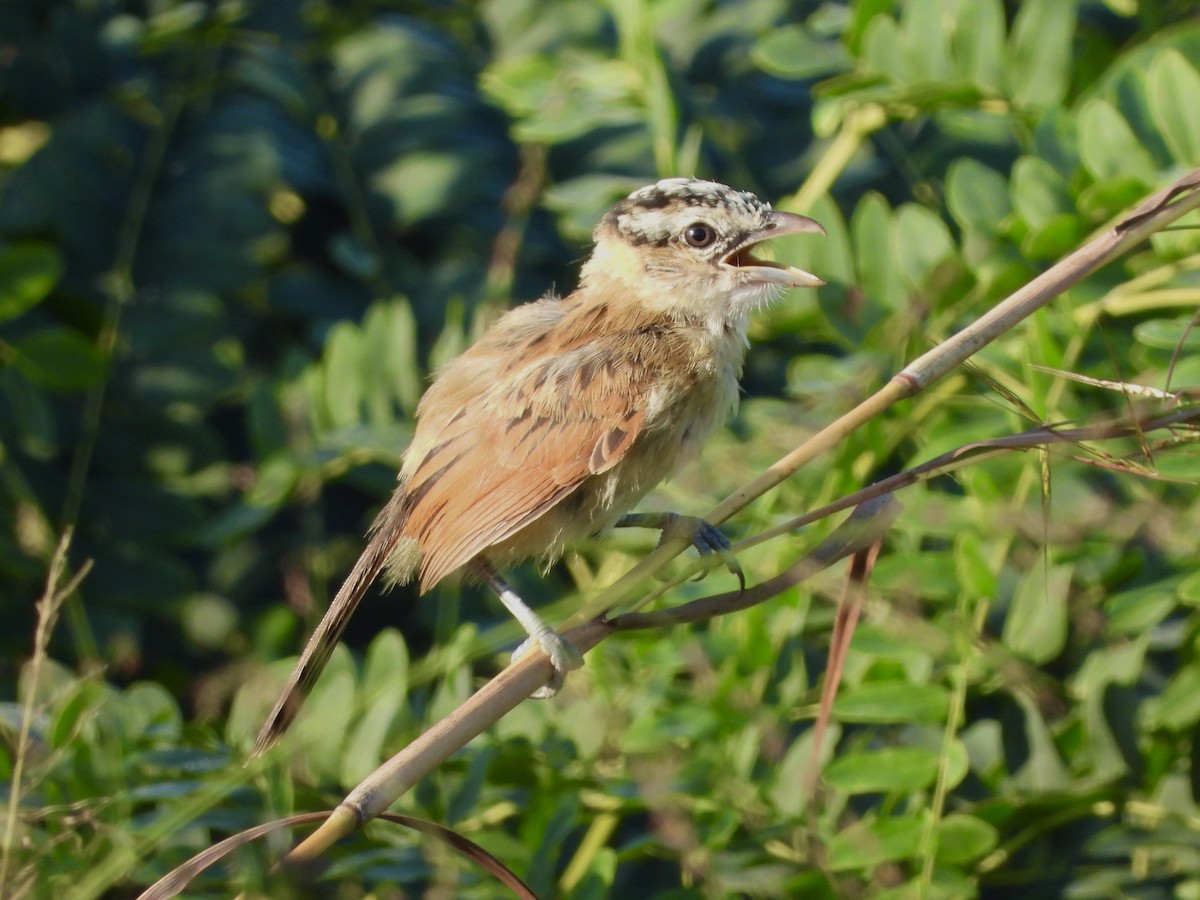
{"left": 601, "top": 178, "right": 775, "bottom": 256}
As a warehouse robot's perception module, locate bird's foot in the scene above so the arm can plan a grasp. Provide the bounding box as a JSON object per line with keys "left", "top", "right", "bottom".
{"left": 617, "top": 512, "right": 745, "bottom": 591}
{"left": 512, "top": 628, "right": 584, "bottom": 699}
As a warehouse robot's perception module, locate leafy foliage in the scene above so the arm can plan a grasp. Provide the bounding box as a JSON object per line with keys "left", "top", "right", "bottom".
{"left": 2, "top": 0, "right": 1200, "bottom": 897}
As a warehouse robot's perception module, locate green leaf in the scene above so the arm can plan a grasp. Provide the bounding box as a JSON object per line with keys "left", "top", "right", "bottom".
{"left": 1079, "top": 98, "right": 1158, "bottom": 184}
{"left": 360, "top": 628, "right": 409, "bottom": 702}
{"left": 935, "top": 814, "right": 999, "bottom": 864}
{"left": 1022, "top": 212, "right": 1085, "bottom": 260}
{"left": 12, "top": 328, "right": 105, "bottom": 391}
{"left": 0, "top": 243, "right": 62, "bottom": 322}
{"left": 954, "top": 532, "right": 998, "bottom": 598}
{"left": 890, "top": 203, "right": 954, "bottom": 289}
{"left": 827, "top": 816, "right": 924, "bottom": 870}
{"left": 946, "top": 158, "right": 1010, "bottom": 233}
{"left": 1006, "top": 0, "right": 1076, "bottom": 107}
{"left": 1077, "top": 175, "right": 1150, "bottom": 222}
{"left": 294, "top": 657, "right": 358, "bottom": 784}
{"left": 770, "top": 723, "right": 840, "bottom": 816}
{"left": 901, "top": 0, "right": 952, "bottom": 83}
{"left": 752, "top": 26, "right": 851, "bottom": 80}
{"left": 1008, "top": 692, "right": 1072, "bottom": 791}
{"left": 786, "top": 193, "right": 853, "bottom": 285}
{"left": 372, "top": 153, "right": 472, "bottom": 227}
{"left": 862, "top": 14, "right": 907, "bottom": 82}
{"left": 321, "top": 321, "right": 365, "bottom": 430}
{"left": 1145, "top": 451, "right": 1200, "bottom": 483}
{"left": 845, "top": 0, "right": 892, "bottom": 54}
{"left": 245, "top": 455, "right": 299, "bottom": 509}
{"left": 1147, "top": 50, "right": 1200, "bottom": 164}
{"left": 871, "top": 550, "right": 960, "bottom": 600}
{"left": 823, "top": 746, "right": 941, "bottom": 793}
{"left": 1002, "top": 560, "right": 1071, "bottom": 664}
{"left": 362, "top": 298, "right": 421, "bottom": 419}
{"left": 49, "top": 683, "right": 99, "bottom": 749}
{"left": 1105, "top": 580, "right": 1180, "bottom": 635}
{"left": 1132, "top": 317, "right": 1200, "bottom": 351}
{"left": 834, "top": 682, "right": 951, "bottom": 724}
{"left": 953, "top": 0, "right": 1005, "bottom": 92}
{"left": 117, "top": 682, "right": 182, "bottom": 740}
{"left": 851, "top": 192, "right": 903, "bottom": 311}
{"left": 1181, "top": 570, "right": 1200, "bottom": 606}
{"left": 1011, "top": 157, "right": 1070, "bottom": 229}
{"left": 1144, "top": 663, "right": 1200, "bottom": 732}
{"left": 341, "top": 688, "right": 402, "bottom": 786}
{"left": 1034, "top": 108, "right": 1081, "bottom": 175}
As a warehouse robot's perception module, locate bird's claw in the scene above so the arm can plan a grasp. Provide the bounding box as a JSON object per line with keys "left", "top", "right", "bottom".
{"left": 512, "top": 629, "right": 583, "bottom": 699}
{"left": 657, "top": 513, "right": 745, "bottom": 592}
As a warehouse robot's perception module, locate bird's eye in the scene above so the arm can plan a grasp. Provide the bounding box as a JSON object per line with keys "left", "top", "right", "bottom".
{"left": 683, "top": 222, "right": 717, "bottom": 248}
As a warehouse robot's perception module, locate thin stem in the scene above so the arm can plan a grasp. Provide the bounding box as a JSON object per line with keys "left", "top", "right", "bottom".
{"left": 918, "top": 590, "right": 989, "bottom": 895}
{"left": 787, "top": 104, "right": 887, "bottom": 214}
{"left": 608, "top": 0, "right": 679, "bottom": 176}
{"left": 0, "top": 533, "right": 91, "bottom": 890}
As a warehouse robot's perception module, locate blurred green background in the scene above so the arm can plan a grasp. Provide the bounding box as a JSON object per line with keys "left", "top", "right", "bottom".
{"left": 3, "top": 0, "right": 1200, "bottom": 897}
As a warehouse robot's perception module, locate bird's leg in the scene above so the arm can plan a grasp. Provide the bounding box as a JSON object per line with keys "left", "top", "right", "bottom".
{"left": 472, "top": 559, "right": 583, "bottom": 699}
{"left": 616, "top": 512, "right": 745, "bottom": 591}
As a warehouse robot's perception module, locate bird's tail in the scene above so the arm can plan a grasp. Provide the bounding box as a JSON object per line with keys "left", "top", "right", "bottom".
{"left": 252, "top": 487, "right": 417, "bottom": 755}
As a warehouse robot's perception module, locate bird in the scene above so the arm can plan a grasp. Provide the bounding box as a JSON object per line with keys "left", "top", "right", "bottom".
{"left": 253, "top": 178, "right": 824, "bottom": 754}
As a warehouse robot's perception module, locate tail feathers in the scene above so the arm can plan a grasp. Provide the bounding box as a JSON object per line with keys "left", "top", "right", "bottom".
{"left": 252, "top": 488, "right": 415, "bottom": 756}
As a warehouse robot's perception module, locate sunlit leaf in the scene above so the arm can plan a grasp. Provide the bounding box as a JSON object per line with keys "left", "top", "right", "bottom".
{"left": 1146, "top": 51, "right": 1200, "bottom": 164}
{"left": 845, "top": 0, "right": 892, "bottom": 54}
{"left": 1132, "top": 317, "right": 1200, "bottom": 350}
{"left": 1144, "top": 663, "right": 1200, "bottom": 732}
{"left": 861, "top": 14, "right": 907, "bottom": 82}
{"left": 1011, "top": 156, "right": 1071, "bottom": 228}
{"left": 1002, "top": 559, "right": 1071, "bottom": 664}
{"left": 935, "top": 814, "right": 999, "bottom": 864}
{"left": 851, "top": 192, "right": 904, "bottom": 312}
{"left": 0, "top": 242, "right": 62, "bottom": 322}
{"left": 822, "top": 746, "right": 941, "bottom": 793}
{"left": 834, "top": 682, "right": 951, "bottom": 724}
{"left": 1006, "top": 0, "right": 1076, "bottom": 107}
{"left": 953, "top": 0, "right": 1005, "bottom": 92}
{"left": 1105, "top": 580, "right": 1180, "bottom": 635}
{"left": 770, "top": 723, "right": 841, "bottom": 816}
{"left": 1079, "top": 98, "right": 1158, "bottom": 183}
{"left": 946, "top": 158, "right": 1010, "bottom": 233}
{"left": 1022, "top": 212, "right": 1085, "bottom": 260}
{"left": 890, "top": 203, "right": 955, "bottom": 289}
{"left": 901, "top": 0, "right": 953, "bottom": 83}
{"left": 752, "top": 26, "right": 851, "bottom": 80}
{"left": 827, "top": 816, "right": 924, "bottom": 870}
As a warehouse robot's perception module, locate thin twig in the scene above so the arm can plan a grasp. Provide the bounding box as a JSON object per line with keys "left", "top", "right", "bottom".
{"left": 0, "top": 532, "right": 92, "bottom": 891}
{"left": 804, "top": 540, "right": 882, "bottom": 803}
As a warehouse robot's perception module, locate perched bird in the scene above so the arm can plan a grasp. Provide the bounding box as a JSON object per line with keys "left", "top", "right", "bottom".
{"left": 253, "top": 178, "right": 824, "bottom": 754}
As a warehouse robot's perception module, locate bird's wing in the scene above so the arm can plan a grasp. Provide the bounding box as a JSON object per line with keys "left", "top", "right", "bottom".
{"left": 403, "top": 337, "right": 660, "bottom": 590}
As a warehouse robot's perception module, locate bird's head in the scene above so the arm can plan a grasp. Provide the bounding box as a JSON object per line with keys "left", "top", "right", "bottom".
{"left": 581, "top": 178, "right": 825, "bottom": 329}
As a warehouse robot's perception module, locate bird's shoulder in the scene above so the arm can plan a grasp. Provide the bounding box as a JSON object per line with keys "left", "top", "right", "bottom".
{"left": 418, "top": 284, "right": 708, "bottom": 425}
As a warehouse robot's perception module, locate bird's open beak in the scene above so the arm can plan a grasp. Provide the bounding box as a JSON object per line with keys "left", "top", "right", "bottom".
{"left": 721, "top": 210, "right": 826, "bottom": 288}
